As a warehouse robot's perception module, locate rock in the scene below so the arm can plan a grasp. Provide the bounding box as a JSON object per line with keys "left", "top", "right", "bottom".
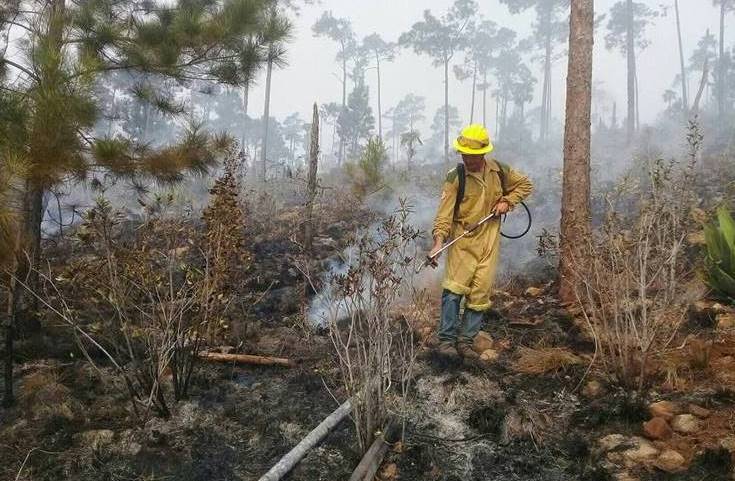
{"left": 623, "top": 437, "right": 660, "bottom": 463}
{"left": 599, "top": 433, "right": 627, "bottom": 452}
{"left": 719, "top": 436, "right": 735, "bottom": 452}
{"left": 688, "top": 300, "right": 730, "bottom": 328}
{"left": 77, "top": 429, "right": 115, "bottom": 450}
{"left": 380, "top": 463, "right": 398, "bottom": 479}
{"left": 643, "top": 417, "right": 673, "bottom": 440}
{"left": 687, "top": 403, "right": 710, "bottom": 418}
{"left": 649, "top": 401, "right": 679, "bottom": 421}
{"left": 671, "top": 414, "right": 701, "bottom": 434}
{"left": 686, "top": 231, "right": 706, "bottom": 246}
{"left": 525, "top": 286, "right": 543, "bottom": 297}
{"left": 472, "top": 331, "right": 494, "bottom": 353}
{"left": 614, "top": 472, "right": 640, "bottom": 481}
{"left": 582, "top": 380, "right": 606, "bottom": 399}
{"left": 717, "top": 313, "right": 735, "bottom": 329}
{"left": 314, "top": 236, "right": 337, "bottom": 250}
{"left": 690, "top": 207, "right": 708, "bottom": 224}
{"left": 654, "top": 449, "right": 686, "bottom": 473}
{"left": 480, "top": 349, "right": 500, "bottom": 362}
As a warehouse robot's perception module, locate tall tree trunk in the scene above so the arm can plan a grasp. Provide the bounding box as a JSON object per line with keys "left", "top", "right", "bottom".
{"left": 675, "top": 0, "right": 688, "bottom": 110}
{"left": 443, "top": 57, "right": 450, "bottom": 164}
{"left": 559, "top": 0, "right": 594, "bottom": 303}
{"left": 495, "top": 94, "right": 501, "bottom": 138}
{"left": 107, "top": 89, "right": 117, "bottom": 137}
{"left": 16, "top": 0, "right": 64, "bottom": 332}
{"left": 634, "top": 67, "right": 640, "bottom": 131}
{"left": 4, "top": 279, "right": 16, "bottom": 407}
{"left": 242, "top": 84, "right": 250, "bottom": 148}
{"left": 304, "top": 103, "right": 319, "bottom": 255}
{"left": 612, "top": 101, "right": 617, "bottom": 128}
{"left": 625, "top": 0, "right": 635, "bottom": 144}
{"left": 376, "top": 52, "right": 383, "bottom": 141}
{"left": 142, "top": 102, "right": 150, "bottom": 142}
{"left": 339, "top": 49, "right": 347, "bottom": 166}
{"left": 261, "top": 57, "right": 274, "bottom": 182}
{"left": 718, "top": 1, "right": 726, "bottom": 119}
{"left": 482, "top": 71, "right": 488, "bottom": 126}
{"left": 540, "top": 28, "right": 552, "bottom": 141}
{"left": 470, "top": 62, "right": 477, "bottom": 123}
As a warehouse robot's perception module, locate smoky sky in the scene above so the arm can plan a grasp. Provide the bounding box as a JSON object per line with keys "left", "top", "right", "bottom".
{"left": 246, "top": 0, "right": 732, "bottom": 140}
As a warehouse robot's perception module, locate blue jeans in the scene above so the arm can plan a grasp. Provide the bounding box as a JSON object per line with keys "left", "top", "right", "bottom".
{"left": 438, "top": 289, "right": 485, "bottom": 343}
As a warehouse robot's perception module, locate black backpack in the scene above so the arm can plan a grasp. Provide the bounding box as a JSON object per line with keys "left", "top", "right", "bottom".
{"left": 453, "top": 161, "right": 509, "bottom": 220}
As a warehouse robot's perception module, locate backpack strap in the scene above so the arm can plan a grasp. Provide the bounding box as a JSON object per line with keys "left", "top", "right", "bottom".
{"left": 454, "top": 160, "right": 510, "bottom": 220}
{"left": 453, "top": 163, "right": 465, "bottom": 221}
{"left": 495, "top": 160, "right": 510, "bottom": 195}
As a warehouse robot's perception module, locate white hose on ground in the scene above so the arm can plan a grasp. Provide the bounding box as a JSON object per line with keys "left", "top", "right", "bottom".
{"left": 258, "top": 398, "right": 353, "bottom": 481}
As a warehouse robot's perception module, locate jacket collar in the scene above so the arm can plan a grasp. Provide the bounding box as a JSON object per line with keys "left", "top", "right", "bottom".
{"left": 486, "top": 158, "right": 501, "bottom": 172}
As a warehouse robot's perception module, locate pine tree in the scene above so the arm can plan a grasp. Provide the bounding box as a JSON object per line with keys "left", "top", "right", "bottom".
{"left": 399, "top": 0, "right": 476, "bottom": 164}
{"left": 362, "top": 34, "right": 397, "bottom": 142}
{"left": 0, "top": 0, "right": 283, "bottom": 406}
{"left": 605, "top": 0, "right": 659, "bottom": 143}
{"left": 559, "top": 0, "right": 594, "bottom": 303}
{"left": 499, "top": 0, "right": 569, "bottom": 141}
{"left": 312, "top": 11, "right": 356, "bottom": 166}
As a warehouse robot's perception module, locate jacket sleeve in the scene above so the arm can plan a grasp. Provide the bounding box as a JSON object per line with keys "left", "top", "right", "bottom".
{"left": 432, "top": 173, "right": 458, "bottom": 242}
{"left": 500, "top": 166, "right": 533, "bottom": 210}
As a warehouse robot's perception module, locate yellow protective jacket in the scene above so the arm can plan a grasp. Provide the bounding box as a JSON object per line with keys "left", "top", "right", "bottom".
{"left": 432, "top": 158, "right": 533, "bottom": 311}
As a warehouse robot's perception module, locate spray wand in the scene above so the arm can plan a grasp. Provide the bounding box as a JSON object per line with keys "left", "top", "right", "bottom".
{"left": 417, "top": 211, "right": 498, "bottom": 273}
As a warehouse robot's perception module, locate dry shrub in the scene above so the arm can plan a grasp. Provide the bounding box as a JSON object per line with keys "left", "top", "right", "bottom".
{"left": 575, "top": 124, "right": 703, "bottom": 389}
{"left": 45, "top": 150, "right": 249, "bottom": 420}
{"left": 324, "top": 199, "right": 424, "bottom": 452}
{"left": 201, "top": 149, "right": 250, "bottom": 343}
{"left": 512, "top": 346, "right": 583, "bottom": 375}
{"left": 19, "top": 369, "right": 76, "bottom": 421}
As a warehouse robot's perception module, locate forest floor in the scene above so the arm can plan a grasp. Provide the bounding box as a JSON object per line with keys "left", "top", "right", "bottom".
{"left": 2, "top": 182, "right": 735, "bottom": 481}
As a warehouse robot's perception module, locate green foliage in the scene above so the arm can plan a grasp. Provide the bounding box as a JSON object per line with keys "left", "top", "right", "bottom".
{"left": 398, "top": 1, "right": 477, "bottom": 65}
{"left": 704, "top": 207, "right": 735, "bottom": 302}
{"left": 312, "top": 10, "right": 356, "bottom": 61}
{"left": 0, "top": 0, "right": 285, "bottom": 192}
{"left": 345, "top": 137, "right": 387, "bottom": 199}
{"left": 338, "top": 80, "right": 375, "bottom": 158}
{"left": 0, "top": 91, "right": 28, "bottom": 268}
{"left": 91, "top": 125, "right": 233, "bottom": 181}
{"left": 605, "top": 1, "right": 660, "bottom": 55}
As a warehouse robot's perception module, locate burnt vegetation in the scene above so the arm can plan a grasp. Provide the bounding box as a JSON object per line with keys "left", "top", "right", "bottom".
{"left": 1, "top": 0, "right": 735, "bottom": 480}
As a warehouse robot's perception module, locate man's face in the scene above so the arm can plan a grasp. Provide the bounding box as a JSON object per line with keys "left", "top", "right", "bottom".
{"left": 462, "top": 154, "right": 485, "bottom": 172}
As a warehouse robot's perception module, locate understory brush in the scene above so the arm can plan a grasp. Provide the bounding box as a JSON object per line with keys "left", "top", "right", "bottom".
{"left": 323, "top": 199, "right": 427, "bottom": 452}
{"left": 574, "top": 124, "right": 706, "bottom": 389}
{"left": 37, "top": 150, "right": 251, "bottom": 420}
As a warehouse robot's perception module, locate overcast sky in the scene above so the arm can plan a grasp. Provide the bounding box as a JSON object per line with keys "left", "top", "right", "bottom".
{"left": 246, "top": 0, "right": 732, "bottom": 139}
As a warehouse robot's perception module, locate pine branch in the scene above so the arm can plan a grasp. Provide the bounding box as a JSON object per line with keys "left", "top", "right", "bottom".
{"left": 1, "top": 58, "right": 38, "bottom": 81}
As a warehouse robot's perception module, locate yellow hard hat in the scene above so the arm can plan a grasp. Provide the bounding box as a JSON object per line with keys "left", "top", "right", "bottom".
{"left": 453, "top": 124, "right": 494, "bottom": 155}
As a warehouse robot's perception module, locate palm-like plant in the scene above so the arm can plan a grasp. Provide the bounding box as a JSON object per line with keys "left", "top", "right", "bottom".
{"left": 704, "top": 207, "right": 735, "bottom": 302}
{"left": 400, "top": 130, "right": 422, "bottom": 168}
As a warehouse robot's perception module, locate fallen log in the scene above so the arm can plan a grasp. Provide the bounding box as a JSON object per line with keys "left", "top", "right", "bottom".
{"left": 197, "top": 351, "right": 295, "bottom": 367}
{"left": 348, "top": 423, "right": 397, "bottom": 481}
{"left": 258, "top": 399, "right": 352, "bottom": 481}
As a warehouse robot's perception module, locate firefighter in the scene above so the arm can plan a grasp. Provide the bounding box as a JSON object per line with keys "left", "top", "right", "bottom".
{"left": 430, "top": 124, "right": 533, "bottom": 360}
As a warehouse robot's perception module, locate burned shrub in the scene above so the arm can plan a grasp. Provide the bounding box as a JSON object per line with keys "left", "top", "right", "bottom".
{"left": 50, "top": 153, "right": 249, "bottom": 420}
{"left": 574, "top": 147, "right": 703, "bottom": 388}
{"left": 323, "top": 199, "right": 425, "bottom": 452}
{"left": 201, "top": 149, "right": 251, "bottom": 343}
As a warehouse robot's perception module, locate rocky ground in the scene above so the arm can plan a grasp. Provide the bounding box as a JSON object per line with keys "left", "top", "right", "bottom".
{"left": 5, "top": 278, "right": 735, "bottom": 481}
